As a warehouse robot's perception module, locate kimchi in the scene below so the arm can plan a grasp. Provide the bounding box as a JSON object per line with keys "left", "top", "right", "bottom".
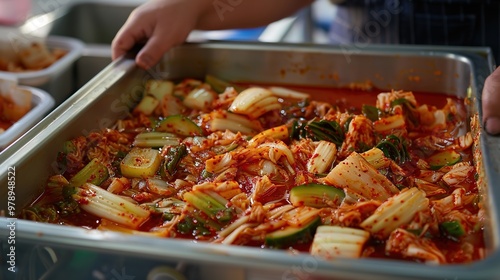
{"left": 20, "top": 75, "right": 484, "bottom": 264}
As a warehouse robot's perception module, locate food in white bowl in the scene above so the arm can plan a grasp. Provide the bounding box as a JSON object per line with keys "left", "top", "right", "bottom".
{"left": 0, "top": 39, "right": 66, "bottom": 72}
{"left": 0, "top": 74, "right": 32, "bottom": 133}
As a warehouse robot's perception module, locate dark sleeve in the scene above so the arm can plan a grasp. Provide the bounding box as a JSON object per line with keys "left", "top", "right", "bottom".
{"left": 335, "top": 0, "right": 500, "bottom": 6}
{"left": 329, "top": 0, "right": 500, "bottom": 62}
{"left": 398, "top": 0, "right": 500, "bottom": 63}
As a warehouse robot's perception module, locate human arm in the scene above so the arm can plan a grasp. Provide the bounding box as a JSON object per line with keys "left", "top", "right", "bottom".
{"left": 111, "top": 0, "right": 313, "bottom": 69}
{"left": 482, "top": 66, "right": 500, "bottom": 135}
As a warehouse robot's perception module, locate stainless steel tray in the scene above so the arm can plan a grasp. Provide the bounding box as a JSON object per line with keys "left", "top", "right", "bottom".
{"left": 1, "top": 42, "right": 499, "bottom": 280}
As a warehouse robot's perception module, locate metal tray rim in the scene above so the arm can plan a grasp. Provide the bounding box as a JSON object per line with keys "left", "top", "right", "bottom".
{"left": 1, "top": 219, "right": 498, "bottom": 280}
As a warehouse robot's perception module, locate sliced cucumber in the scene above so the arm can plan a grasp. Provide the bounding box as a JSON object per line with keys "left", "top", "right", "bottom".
{"left": 289, "top": 183, "right": 345, "bottom": 208}
{"left": 265, "top": 216, "right": 321, "bottom": 249}
{"left": 155, "top": 115, "right": 203, "bottom": 137}
{"left": 427, "top": 150, "right": 461, "bottom": 170}
{"left": 120, "top": 147, "right": 162, "bottom": 178}
{"left": 205, "top": 74, "right": 245, "bottom": 93}
{"left": 133, "top": 132, "right": 180, "bottom": 148}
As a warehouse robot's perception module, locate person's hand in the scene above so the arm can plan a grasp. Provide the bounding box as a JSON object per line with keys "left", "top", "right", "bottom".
{"left": 112, "top": 0, "right": 312, "bottom": 69}
{"left": 111, "top": 0, "right": 208, "bottom": 69}
{"left": 482, "top": 66, "right": 500, "bottom": 135}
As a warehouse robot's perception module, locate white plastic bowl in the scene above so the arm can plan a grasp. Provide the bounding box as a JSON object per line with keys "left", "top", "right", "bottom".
{"left": 0, "top": 35, "right": 84, "bottom": 104}
{"left": 0, "top": 85, "right": 54, "bottom": 150}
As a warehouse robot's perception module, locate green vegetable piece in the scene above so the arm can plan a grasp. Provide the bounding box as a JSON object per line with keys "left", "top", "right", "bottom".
{"left": 111, "top": 150, "right": 127, "bottom": 176}
{"left": 48, "top": 174, "right": 69, "bottom": 189}
{"left": 343, "top": 116, "right": 353, "bottom": 133}
{"left": 20, "top": 205, "right": 59, "bottom": 223}
{"left": 177, "top": 215, "right": 196, "bottom": 234}
{"left": 133, "top": 132, "right": 180, "bottom": 148}
{"left": 201, "top": 169, "right": 213, "bottom": 179}
{"left": 390, "top": 98, "right": 419, "bottom": 127}
{"left": 290, "top": 120, "right": 299, "bottom": 140}
{"left": 165, "top": 144, "right": 187, "bottom": 174}
{"left": 265, "top": 217, "right": 321, "bottom": 248}
{"left": 62, "top": 185, "right": 77, "bottom": 199}
{"left": 290, "top": 119, "right": 307, "bottom": 140}
{"left": 161, "top": 144, "right": 187, "bottom": 180}
{"left": 44, "top": 175, "right": 70, "bottom": 201}
{"left": 68, "top": 158, "right": 109, "bottom": 188}
{"left": 191, "top": 210, "right": 223, "bottom": 231}
{"left": 62, "top": 140, "right": 77, "bottom": 154}
{"left": 289, "top": 183, "right": 345, "bottom": 208}
{"left": 183, "top": 191, "right": 233, "bottom": 223}
{"left": 376, "top": 135, "right": 409, "bottom": 164}
{"left": 156, "top": 115, "right": 203, "bottom": 137}
{"left": 390, "top": 98, "right": 413, "bottom": 107}
{"left": 57, "top": 140, "right": 78, "bottom": 172}
{"left": 216, "top": 142, "right": 239, "bottom": 154}
{"left": 305, "top": 120, "right": 345, "bottom": 146}
{"left": 120, "top": 147, "right": 162, "bottom": 178}
{"left": 362, "top": 104, "right": 380, "bottom": 122}
{"left": 205, "top": 74, "right": 246, "bottom": 93}
{"left": 56, "top": 199, "right": 81, "bottom": 216}
{"left": 441, "top": 220, "right": 465, "bottom": 239}
{"left": 427, "top": 150, "right": 461, "bottom": 170}
{"left": 178, "top": 214, "right": 218, "bottom": 235}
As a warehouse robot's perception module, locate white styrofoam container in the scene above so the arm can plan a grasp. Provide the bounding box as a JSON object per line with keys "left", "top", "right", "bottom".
{"left": 0, "top": 84, "right": 55, "bottom": 150}
{"left": 0, "top": 35, "right": 84, "bottom": 105}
